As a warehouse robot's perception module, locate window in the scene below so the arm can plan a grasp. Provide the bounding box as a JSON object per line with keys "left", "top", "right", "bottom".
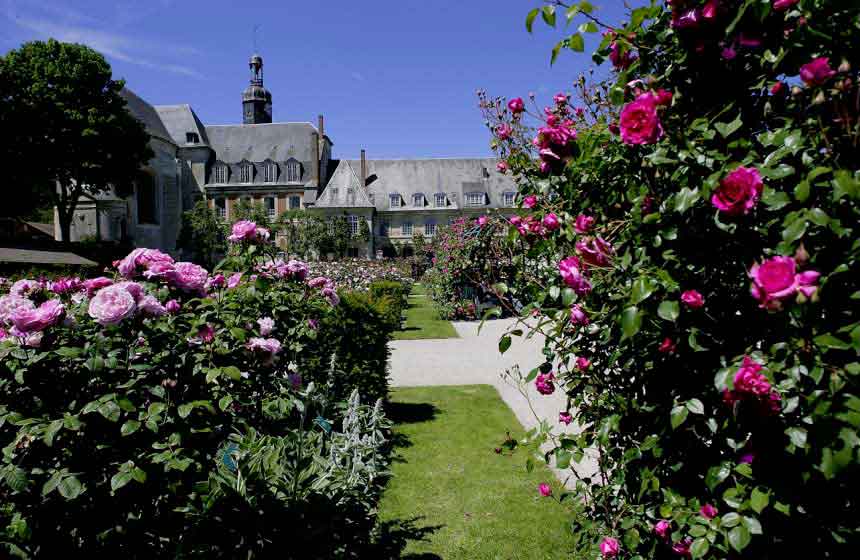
{"left": 215, "top": 198, "right": 226, "bottom": 219}
{"left": 137, "top": 175, "right": 158, "bottom": 225}
{"left": 503, "top": 192, "right": 516, "bottom": 207}
{"left": 466, "top": 192, "right": 486, "bottom": 206}
{"left": 240, "top": 163, "right": 253, "bottom": 183}
{"left": 263, "top": 162, "right": 277, "bottom": 182}
{"left": 289, "top": 195, "right": 301, "bottom": 209}
{"left": 380, "top": 219, "right": 390, "bottom": 236}
{"left": 265, "top": 197, "right": 276, "bottom": 219}
{"left": 329, "top": 188, "right": 339, "bottom": 202}
{"left": 347, "top": 215, "right": 360, "bottom": 236}
{"left": 286, "top": 160, "right": 300, "bottom": 182}
{"left": 213, "top": 164, "right": 228, "bottom": 183}
{"left": 402, "top": 221, "right": 413, "bottom": 236}
{"left": 434, "top": 193, "right": 446, "bottom": 208}
{"left": 186, "top": 132, "right": 199, "bottom": 144}
{"left": 425, "top": 222, "right": 436, "bottom": 236}
{"left": 412, "top": 193, "right": 424, "bottom": 207}
{"left": 389, "top": 194, "right": 401, "bottom": 208}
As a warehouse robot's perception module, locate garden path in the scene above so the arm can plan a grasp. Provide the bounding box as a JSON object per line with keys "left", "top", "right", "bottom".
{"left": 389, "top": 317, "right": 599, "bottom": 486}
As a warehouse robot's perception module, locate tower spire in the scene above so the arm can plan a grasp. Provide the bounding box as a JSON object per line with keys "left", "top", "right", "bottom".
{"left": 242, "top": 52, "right": 272, "bottom": 124}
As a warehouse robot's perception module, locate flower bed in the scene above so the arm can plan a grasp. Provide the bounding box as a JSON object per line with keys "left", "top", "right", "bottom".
{"left": 0, "top": 221, "right": 393, "bottom": 556}
{"left": 307, "top": 259, "right": 413, "bottom": 293}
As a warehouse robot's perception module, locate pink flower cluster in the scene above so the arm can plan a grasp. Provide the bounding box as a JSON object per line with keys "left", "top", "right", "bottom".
{"left": 116, "top": 248, "right": 210, "bottom": 294}
{"left": 228, "top": 220, "right": 271, "bottom": 243}
{"left": 535, "top": 372, "right": 556, "bottom": 395}
{"left": 9, "top": 299, "right": 64, "bottom": 334}
{"left": 258, "top": 259, "right": 309, "bottom": 282}
{"left": 533, "top": 117, "right": 577, "bottom": 175}
{"left": 800, "top": 57, "right": 836, "bottom": 86}
{"left": 88, "top": 282, "right": 167, "bottom": 326}
{"left": 576, "top": 237, "right": 613, "bottom": 267}
{"left": 307, "top": 276, "right": 340, "bottom": 306}
{"left": 749, "top": 256, "right": 819, "bottom": 310}
{"left": 711, "top": 166, "right": 763, "bottom": 215}
{"left": 247, "top": 337, "right": 282, "bottom": 363}
{"left": 723, "top": 356, "right": 781, "bottom": 415}
{"left": 558, "top": 256, "right": 592, "bottom": 296}
{"left": 619, "top": 90, "right": 670, "bottom": 145}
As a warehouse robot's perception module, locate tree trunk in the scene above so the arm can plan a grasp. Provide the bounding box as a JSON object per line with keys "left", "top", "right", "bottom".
{"left": 54, "top": 183, "right": 79, "bottom": 244}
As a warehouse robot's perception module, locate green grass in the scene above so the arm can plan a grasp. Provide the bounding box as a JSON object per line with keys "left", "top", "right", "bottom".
{"left": 379, "top": 385, "right": 576, "bottom": 559}
{"left": 393, "top": 284, "right": 458, "bottom": 340}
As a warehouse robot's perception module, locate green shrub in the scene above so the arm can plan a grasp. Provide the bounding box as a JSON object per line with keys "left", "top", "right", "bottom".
{"left": 370, "top": 280, "right": 409, "bottom": 323}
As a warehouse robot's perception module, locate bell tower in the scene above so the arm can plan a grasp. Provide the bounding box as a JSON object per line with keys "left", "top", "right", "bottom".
{"left": 242, "top": 54, "right": 272, "bottom": 124}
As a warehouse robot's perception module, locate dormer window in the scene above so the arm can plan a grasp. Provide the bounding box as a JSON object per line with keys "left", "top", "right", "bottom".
{"left": 212, "top": 163, "right": 229, "bottom": 183}
{"left": 434, "top": 193, "right": 447, "bottom": 208}
{"left": 389, "top": 194, "right": 401, "bottom": 208}
{"left": 263, "top": 161, "right": 277, "bottom": 182}
{"left": 239, "top": 163, "right": 253, "bottom": 183}
{"left": 465, "top": 192, "right": 486, "bottom": 207}
{"left": 186, "top": 132, "right": 200, "bottom": 144}
{"left": 412, "top": 193, "right": 425, "bottom": 207}
{"left": 286, "top": 160, "right": 301, "bottom": 182}
{"left": 503, "top": 192, "right": 516, "bottom": 207}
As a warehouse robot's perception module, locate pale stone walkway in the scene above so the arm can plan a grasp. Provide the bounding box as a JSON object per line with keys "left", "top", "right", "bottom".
{"left": 389, "top": 317, "right": 598, "bottom": 486}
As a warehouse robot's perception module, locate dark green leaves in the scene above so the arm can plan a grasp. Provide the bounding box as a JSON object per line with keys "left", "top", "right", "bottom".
{"left": 620, "top": 306, "right": 642, "bottom": 340}
{"left": 658, "top": 300, "right": 680, "bottom": 322}
{"left": 541, "top": 5, "right": 556, "bottom": 27}
{"left": 674, "top": 187, "right": 700, "bottom": 213}
{"left": 526, "top": 8, "right": 539, "bottom": 32}
{"left": 630, "top": 277, "right": 656, "bottom": 305}
{"left": 715, "top": 116, "right": 743, "bottom": 139}
{"left": 499, "top": 335, "right": 512, "bottom": 354}
{"left": 670, "top": 405, "right": 689, "bottom": 429}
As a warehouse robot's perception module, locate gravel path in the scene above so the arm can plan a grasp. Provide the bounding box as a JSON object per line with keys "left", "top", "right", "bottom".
{"left": 389, "top": 317, "right": 598, "bottom": 486}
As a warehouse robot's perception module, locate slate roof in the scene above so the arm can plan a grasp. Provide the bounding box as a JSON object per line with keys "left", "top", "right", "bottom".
{"left": 154, "top": 104, "right": 209, "bottom": 146}
{"left": 321, "top": 158, "right": 517, "bottom": 212}
{"left": 313, "top": 161, "right": 375, "bottom": 208}
{"left": 0, "top": 248, "right": 97, "bottom": 266}
{"left": 203, "top": 123, "right": 319, "bottom": 164}
{"left": 119, "top": 88, "right": 174, "bottom": 146}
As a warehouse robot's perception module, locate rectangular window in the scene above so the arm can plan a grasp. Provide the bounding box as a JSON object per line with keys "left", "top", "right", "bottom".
{"left": 466, "top": 192, "right": 486, "bottom": 206}
{"left": 240, "top": 165, "right": 251, "bottom": 183}
{"left": 215, "top": 198, "right": 226, "bottom": 219}
{"left": 348, "top": 215, "right": 360, "bottom": 236}
{"left": 402, "top": 221, "right": 413, "bottom": 236}
{"left": 425, "top": 222, "right": 436, "bottom": 236}
{"left": 389, "top": 194, "right": 401, "bottom": 208}
{"left": 413, "top": 193, "right": 424, "bottom": 207}
{"left": 434, "top": 193, "right": 446, "bottom": 207}
{"left": 503, "top": 192, "right": 516, "bottom": 207}
{"left": 186, "top": 132, "right": 199, "bottom": 144}
{"left": 213, "top": 165, "right": 228, "bottom": 183}
{"left": 264, "top": 162, "right": 277, "bottom": 182}
{"left": 289, "top": 195, "right": 301, "bottom": 209}
{"left": 265, "top": 197, "right": 276, "bottom": 219}
{"left": 137, "top": 176, "right": 158, "bottom": 225}
{"left": 329, "top": 188, "right": 339, "bottom": 201}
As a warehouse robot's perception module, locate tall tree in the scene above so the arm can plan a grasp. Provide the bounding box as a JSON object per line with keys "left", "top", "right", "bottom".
{"left": 0, "top": 40, "right": 152, "bottom": 241}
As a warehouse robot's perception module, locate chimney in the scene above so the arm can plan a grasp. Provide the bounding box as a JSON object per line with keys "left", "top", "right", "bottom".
{"left": 312, "top": 131, "right": 320, "bottom": 189}
{"left": 317, "top": 114, "right": 325, "bottom": 139}
{"left": 360, "top": 149, "right": 367, "bottom": 187}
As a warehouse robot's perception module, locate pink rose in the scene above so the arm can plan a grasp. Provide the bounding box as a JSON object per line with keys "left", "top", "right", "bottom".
{"left": 138, "top": 295, "right": 167, "bottom": 317}
{"left": 558, "top": 256, "right": 592, "bottom": 295}
{"left": 574, "top": 214, "right": 595, "bottom": 234}
{"left": 570, "top": 304, "right": 589, "bottom": 325}
{"left": 286, "top": 259, "right": 309, "bottom": 281}
{"left": 165, "top": 299, "right": 181, "bottom": 314}
{"left": 247, "top": 337, "right": 282, "bottom": 357}
{"left": 535, "top": 372, "right": 555, "bottom": 395}
{"left": 508, "top": 97, "right": 525, "bottom": 114}
{"left": 726, "top": 357, "right": 782, "bottom": 416}
{"left": 654, "top": 520, "right": 671, "bottom": 539}
{"left": 477, "top": 215, "right": 489, "bottom": 227}
{"left": 559, "top": 412, "right": 573, "bottom": 425}
{"left": 117, "top": 248, "right": 174, "bottom": 278}
{"left": 88, "top": 285, "right": 137, "bottom": 326}
{"left": 205, "top": 274, "right": 226, "bottom": 291}
{"left": 257, "top": 317, "right": 275, "bottom": 336}
{"left": 609, "top": 41, "right": 635, "bottom": 70}
{"left": 227, "top": 273, "right": 243, "bottom": 289}
{"left": 496, "top": 161, "right": 509, "bottom": 174}
{"left": 619, "top": 93, "right": 664, "bottom": 145}
{"left": 576, "top": 237, "right": 613, "bottom": 267}
{"left": 681, "top": 290, "right": 704, "bottom": 309}
{"left": 600, "top": 537, "right": 620, "bottom": 558}
{"left": 198, "top": 324, "right": 215, "bottom": 344}
{"left": 11, "top": 299, "right": 64, "bottom": 333}
{"left": 523, "top": 195, "right": 538, "bottom": 209}
{"left": 49, "top": 277, "right": 82, "bottom": 295}
{"left": 542, "top": 213, "right": 560, "bottom": 231}
{"left": 800, "top": 57, "right": 836, "bottom": 86}
{"left": 84, "top": 277, "right": 114, "bottom": 296}
{"left": 749, "top": 256, "right": 819, "bottom": 309}
{"left": 0, "top": 327, "right": 7, "bottom": 341}
{"left": 168, "top": 262, "right": 209, "bottom": 293}
{"left": 308, "top": 276, "right": 333, "bottom": 289}
{"left": 228, "top": 220, "right": 269, "bottom": 243}
{"left": 0, "top": 294, "right": 35, "bottom": 325}
{"left": 711, "top": 166, "right": 763, "bottom": 215}
{"left": 673, "top": 537, "right": 693, "bottom": 557}
{"left": 10, "top": 279, "right": 41, "bottom": 297}
{"left": 538, "top": 483, "right": 552, "bottom": 497}
{"left": 553, "top": 92, "right": 568, "bottom": 105}
{"left": 658, "top": 337, "right": 677, "bottom": 354}
{"left": 773, "top": 0, "right": 799, "bottom": 11}
{"left": 576, "top": 356, "right": 591, "bottom": 370}
{"left": 699, "top": 504, "right": 718, "bottom": 520}
{"left": 322, "top": 287, "right": 340, "bottom": 306}
{"left": 771, "top": 81, "right": 786, "bottom": 95}
{"left": 495, "top": 123, "right": 513, "bottom": 141}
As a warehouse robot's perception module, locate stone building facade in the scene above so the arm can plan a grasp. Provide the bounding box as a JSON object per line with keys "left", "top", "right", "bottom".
{"left": 58, "top": 54, "right": 517, "bottom": 258}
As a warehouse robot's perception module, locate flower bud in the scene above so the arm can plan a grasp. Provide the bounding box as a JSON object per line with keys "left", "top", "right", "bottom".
{"left": 838, "top": 60, "right": 851, "bottom": 73}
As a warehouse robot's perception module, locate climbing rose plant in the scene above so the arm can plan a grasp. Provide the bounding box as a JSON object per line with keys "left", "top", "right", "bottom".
{"left": 484, "top": 1, "right": 860, "bottom": 558}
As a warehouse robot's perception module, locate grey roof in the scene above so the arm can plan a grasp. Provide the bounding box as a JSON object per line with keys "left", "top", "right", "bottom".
{"left": 119, "top": 88, "right": 174, "bottom": 145}
{"left": 154, "top": 105, "right": 209, "bottom": 146}
{"left": 320, "top": 158, "right": 516, "bottom": 212}
{"left": 203, "top": 122, "right": 319, "bottom": 163}
{"left": 314, "top": 161, "right": 375, "bottom": 208}
{"left": 0, "top": 248, "right": 97, "bottom": 266}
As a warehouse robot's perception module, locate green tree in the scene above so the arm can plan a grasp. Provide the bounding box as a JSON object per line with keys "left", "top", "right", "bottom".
{"left": 231, "top": 198, "right": 270, "bottom": 225}
{"left": 177, "top": 200, "right": 226, "bottom": 269}
{"left": 0, "top": 40, "right": 152, "bottom": 242}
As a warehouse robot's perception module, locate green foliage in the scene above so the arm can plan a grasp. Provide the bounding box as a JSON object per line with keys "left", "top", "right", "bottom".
{"left": 370, "top": 280, "right": 409, "bottom": 326}
{"left": 488, "top": 1, "right": 860, "bottom": 557}
{"left": 232, "top": 197, "right": 271, "bottom": 225}
{"left": 177, "top": 200, "right": 227, "bottom": 269}
{"left": 0, "top": 40, "right": 152, "bottom": 241}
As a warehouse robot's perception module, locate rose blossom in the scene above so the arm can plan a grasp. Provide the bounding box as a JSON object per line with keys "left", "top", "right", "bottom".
{"left": 800, "top": 57, "right": 836, "bottom": 86}
{"left": 600, "top": 537, "right": 620, "bottom": 558}
{"left": 0, "top": 294, "right": 35, "bottom": 325}
{"left": 168, "top": 262, "right": 209, "bottom": 293}
{"left": 749, "top": 256, "right": 819, "bottom": 309}
{"left": 286, "top": 260, "right": 309, "bottom": 281}
{"left": 477, "top": 215, "right": 489, "bottom": 227}
{"left": 11, "top": 299, "right": 64, "bottom": 333}
{"left": 227, "top": 273, "right": 243, "bottom": 289}
{"left": 197, "top": 324, "right": 215, "bottom": 344}
{"left": 724, "top": 357, "right": 782, "bottom": 417}
{"left": 84, "top": 277, "right": 113, "bottom": 296}
{"left": 247, "top": 337, "right": 281, "bottom": 356}
{"left": 700, "top": 504, "right": 718, "bottom": 520}
{"left": 673, "top": 537, "right": 693, "bottom": 557}
{"left": 88, "top": 285, "right": 137, "bottom": 326}
{"left": 496, "top": 161, "right": 509, "bottom": 174}
{"left": 538, "top": 483, "right": 552, "bottom": 497}
{"left": 322, "top": 287, "right": 340, "bottom": 306}
{"left": 10, "top": 279, "right": 41, "bottom": 297}
{"left": 773, "top": 0, "right": 799, "bottom": 10}
{"left": 0, "top": 327, "right": 7, "bottom": 341}
{"left": 522, "top": 195, "right": 538, "bottom": 209}
{"left": 257, "top": 317, "right": 275, "bottom": 336}
{"left": 205, "top": 274, "right": 226, "bottom": 291}
{"left": 228, "top": 220, "right": 265, "bottom": 243}
{"left": 117, "top": 248, "right": 174, "bottom": 278}
{"left": 609, "top": 41, "right": 636, "bottom": 70}
{"left": 49, "top": 277, "right": 82, "bottom": 295}
{"left": 553, "top": 92, "right": 567, "bottom": 105}
{"left": 165, "top": 299, "right": 181, "bottom": 314}
{"left": 138, "top": 295, "right": 167, "bottom": 317}
{"left": 574, "top": 213, "right": 595, "bottom": 234}
{"left": 507, "top": 97, "right": 525, "bottom": 114}
{"left": 542, "top": 213, "right": 560, "bottom": 231}
{"left": 658, "top": 337, "right": 677, "bottom": 354}
{"left": 711, "top": 166, "right": 763, "bottom": 215}
{"left": 308, "top": 276, "right": 333, "bottom": 289}
{"left": 535, "top": 372, "right": 555, "bottom": 395}
{"left": 654, "top": 520, "right": 671, "bottom": 539}
{"left": 576, "top": 356, "right": 591, "bottom": 371}
{"left": 558, "top": 256, "right": 592, "bottom": 295}
{"left": 570, "top": 304, "right": 589, "bottom": 326}
{"left": 681, "top": 290, "right": 704, "bottom": 309}
{"left": 619, "top": 93, "right": 664, "bottom": 145}
{"left": 576, "top": 237, "right": 613, "bottom": 267}
{"left": 559, "top": 412, "right": 573, "bottom": 425}
{"left": 495, "top": 123, "right": 513, "bottom": 141}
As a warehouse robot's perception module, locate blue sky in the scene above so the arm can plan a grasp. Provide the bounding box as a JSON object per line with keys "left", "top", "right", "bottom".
{"left": 1, "top": 0, "right": 637, "bottom": 159}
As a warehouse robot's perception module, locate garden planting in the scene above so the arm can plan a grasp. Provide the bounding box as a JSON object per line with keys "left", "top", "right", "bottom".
{"left": 468, "top": 0, "right": 859, "bottom": 558}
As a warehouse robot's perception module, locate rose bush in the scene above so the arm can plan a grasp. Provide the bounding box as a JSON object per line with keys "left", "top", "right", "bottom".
{"left": 484, "top": 1, "right": 860, "bottom": 558}
{"left": 0, "top": 223, "right": 392, "bottom": 557}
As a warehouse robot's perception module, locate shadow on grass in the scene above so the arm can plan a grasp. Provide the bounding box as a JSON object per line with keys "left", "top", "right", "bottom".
{"left": 373, "top": 516, "right": 444, "bottom": 560}
{"left": 385, "top": 401, "right": 439, "bottom": 425}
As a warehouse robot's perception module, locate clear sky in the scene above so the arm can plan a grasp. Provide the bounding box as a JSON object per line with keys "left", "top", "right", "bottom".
{"left": 1, "top": 0, "right": 637, "bottom": 160}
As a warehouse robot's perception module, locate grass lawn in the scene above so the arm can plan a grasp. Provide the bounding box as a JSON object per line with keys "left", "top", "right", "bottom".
{"left": 378, "top": 385, "right": 576, "bottom": 559}
{"left": 393, "top": 284, "right": 458, "bottom": 340}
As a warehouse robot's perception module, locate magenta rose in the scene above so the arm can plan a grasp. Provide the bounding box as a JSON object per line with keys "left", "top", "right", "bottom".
{"left": 749, "top": 256, "right": 819, "bottom": 309}
{"left": 523, "top": 195, "right": 538, "bottom": 209}
{"left": 542, "top": 213, "right": 560, "bottom": 231}
{"left": 673, "top": 537, "right": 693, "bottom": 557}
{"left": 723, "top": 357, "right": 782, "bottom": 415}
{"left": 800, "top": 57, "right": 836, "bottom": 86}
{"left": 570, "top": 304, "right": 589, "bottom": 325}
{"left": 654, "top": 520, "right": 671, "bottom": 540}
{"left": 117, "top": 248, "right": 175, "bottom": 278}
{"left": 576, "top": 356, "right": 591, "bottom": 370}
{"left": 477, "top": 215, "right": 489, "bottom": 227}
{"left": 700, "top": 504, "right": 718, "bottom": 520}
{"left": 538, "top": 483, "right": 552, "bottom": 497}
{"left": 658, "top": 337, "right": 677, "bottom": 354}
{"left": 609, "top": 41, "right": 636, "bottom": 70}
{"left": 574, "top": 213, "right": 595, "bottom": 234}
{"left": 600, "top": 537, "right": 620, "bottom": 558}
{"left": 576, "top": 237, "right": 613, "bottom": 267}
{"left": 559, "top": 412, "right": 573, "bottom": 425}
{"left": 495, "top": 123, "right": 512, "bottom": 141}
{"left": 619, "top": 94, "right": 664, "bottom": 145}
{"left": 496, "top": 161, "right": 509, "bottom": 174}
{"left": 507, "top": 97, "right": 525, "bottom": 114}
{"left": 558, "top": 256, "right": 592, "bottom": 295}
{"left": 711, "top": 166, "right": 763, "bottom": 215}
{"left": 681, "top": 290, "right": 704, "bottom": 309}
{"left": 165, "top": 299, "right": 181, "bottom": 314}
{"left": 84, "top": 277, "right": 114, "bottom": 296}
{"left": 773, "top": 0, "right": 799, "bottom": 10}
{"left": 535, "top": 372, "right": 555, "bottom": 395}
{"left": 88, "top": 285, "right": 137, "bottom": 326}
